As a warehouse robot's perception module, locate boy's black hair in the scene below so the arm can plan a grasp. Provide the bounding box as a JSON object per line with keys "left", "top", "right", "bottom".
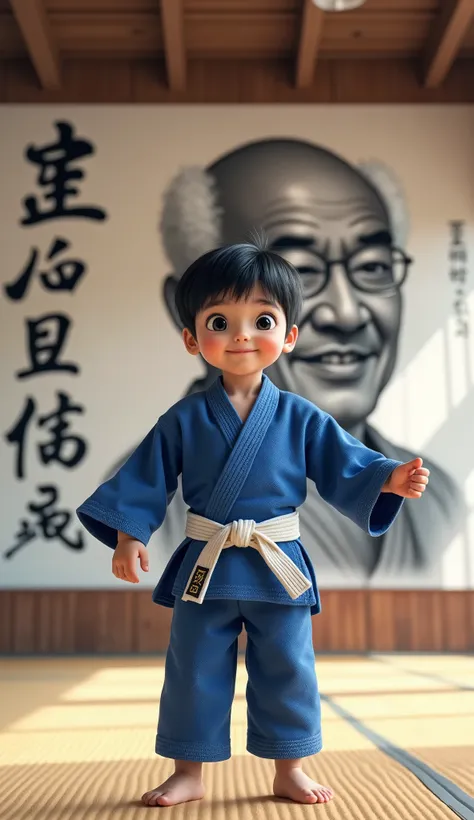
{"left": 174, "top": 239, "right": 304, "bottom": 337}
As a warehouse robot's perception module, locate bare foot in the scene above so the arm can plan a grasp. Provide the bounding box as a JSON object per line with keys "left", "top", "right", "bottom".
{"left": 142, "top": 771, "right": 205, "bottom": 807}
{"left": 273, "top": 767, "right": 334, "bottom": 804}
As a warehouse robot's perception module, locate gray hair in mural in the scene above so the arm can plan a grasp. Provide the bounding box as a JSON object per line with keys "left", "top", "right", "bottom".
{"left": 116, "top": 138, "right": 465, "bottom": 584}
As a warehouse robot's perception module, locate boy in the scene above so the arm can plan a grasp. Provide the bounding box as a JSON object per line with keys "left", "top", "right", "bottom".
{"left": 76, "top": 242, "right": 429, "bottom": 808}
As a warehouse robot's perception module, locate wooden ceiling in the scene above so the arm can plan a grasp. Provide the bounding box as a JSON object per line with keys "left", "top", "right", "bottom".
{"left": 1, "top": 0, "right": 474, "bottom": 95}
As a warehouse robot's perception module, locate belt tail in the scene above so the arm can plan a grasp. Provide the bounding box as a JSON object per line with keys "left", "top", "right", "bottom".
{"left": 256, "top": 535, "right": 312, "bottom": 600}
{"left": 181, "top": 527, "right": 229, "bottom": 604}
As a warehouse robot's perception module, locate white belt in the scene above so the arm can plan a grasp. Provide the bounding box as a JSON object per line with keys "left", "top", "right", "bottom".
{"left": 181, "top": 510, "right": 312, "bottom": 604}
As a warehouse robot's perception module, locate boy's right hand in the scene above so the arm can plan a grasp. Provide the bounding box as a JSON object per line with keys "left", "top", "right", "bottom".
{"left": 112, "top": 534, "right": 149, "bottom": 583}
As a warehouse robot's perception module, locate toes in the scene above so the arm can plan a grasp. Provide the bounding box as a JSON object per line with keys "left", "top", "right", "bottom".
{"left": 303, "top": 790, "right": 318, "bottom": 803}
{"left": 142, "top": 791, "right": 165, "bottom": 806}
{"left": 312, "top": 787, "right": 333, "bottom": 803}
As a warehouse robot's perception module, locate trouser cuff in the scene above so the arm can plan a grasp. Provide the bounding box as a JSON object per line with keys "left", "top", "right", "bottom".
{"left": 247, "top": 731, "right": 322, "bottom": 759}
{"left": 155, "top": 734, "right": 231, "bottom": 762}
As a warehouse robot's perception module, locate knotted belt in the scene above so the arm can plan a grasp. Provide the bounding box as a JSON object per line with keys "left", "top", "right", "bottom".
{"left": 181, "top": 510, "right": 312, "bottom": 604}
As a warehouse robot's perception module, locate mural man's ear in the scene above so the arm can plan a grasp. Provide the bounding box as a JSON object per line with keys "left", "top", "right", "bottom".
{"left": 163, "top": 274, "right": 183, "bottom": 330}
{"left": 160, "top": 165, "right": 222, "bottom": 272}
{"left": 357, "top": 160, "right": 410, "bottom": 248}
{"left": 160, "top": 166, "right": 222, "bottom": 332}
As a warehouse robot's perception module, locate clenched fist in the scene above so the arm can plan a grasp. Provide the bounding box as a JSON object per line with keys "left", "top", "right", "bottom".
{"left": 112, "top": 532, "right": 149, "bottom": 584}
{"left": 383, "top": 457, "right": 430, "bottom": 499}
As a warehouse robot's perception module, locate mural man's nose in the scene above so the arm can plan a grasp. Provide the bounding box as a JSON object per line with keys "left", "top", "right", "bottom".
{"left": 310, "top": 263, "right": 368, "bottom": 335}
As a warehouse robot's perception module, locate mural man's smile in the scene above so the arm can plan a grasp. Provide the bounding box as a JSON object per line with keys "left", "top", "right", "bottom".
{"left": 292, "top": 345, "right": 377, "bottom": 381}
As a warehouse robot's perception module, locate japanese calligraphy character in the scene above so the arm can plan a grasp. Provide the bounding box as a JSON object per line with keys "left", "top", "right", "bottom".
{"left": 16, "top": 313, "right": 79, "bottom": 379}
{"left": 450, "top": 220, "right": 465, "bottom": 245}
{"left": 5, "top": 392, "right": 87, "bottom": 480}
{"left": 4, "top": 238, "right": 87, "bottom": 301}
{"left": 455, "top": 320, "right": 469, "bottom": 338}
{"left": 449, "top": 268, "right": 467, "bottom": 284}
{"left": 449, "top": 246, "right": 467, "bottom": 265}
{"left": 4, "top": 397, "right": 35, "bottom": 480}
{"left": 21, "top": 121, "right": 107, "bottom": 225}
{"left": 453, "top": 294, "right": 467, "bottom": 315}
{"left": 39, "top": 391, "right": 87, "bottom": 468}
{"left": 4, "top": 485, "right": 85, "bottom": 559}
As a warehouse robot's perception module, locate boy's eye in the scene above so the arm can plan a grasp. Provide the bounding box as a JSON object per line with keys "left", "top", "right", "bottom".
{"left": 255, "top": 314, "right": 276, "bottom": 331}
{"left": 206, "top": 315, "right": 227, "bottom": 332}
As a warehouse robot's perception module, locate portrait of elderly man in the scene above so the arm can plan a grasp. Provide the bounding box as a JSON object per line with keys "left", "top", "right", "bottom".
{"left": 111, "top": 138, "right": 465, "bottom": 586}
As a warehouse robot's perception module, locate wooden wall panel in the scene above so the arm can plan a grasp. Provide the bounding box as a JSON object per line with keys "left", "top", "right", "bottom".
{"left": 368, "top": 591, "right": 446, "bottom": 652}
{"left": 0, "top": 57, "right": 473, "bottom": 103}
{"left": 1, "top": 590, "right": 472, "bottom": 654}
{"left": 469, "top": 590, "right": 474, "bottom": 648}
{"left": 314, "top": 591, "right": 368, "bottom": 652}
{"left": 330, "top": 56, "right": 474, "bottom": 102}
{"left": 442, "top": 591, "right": 472, "bottom": 651}
{"left": 0, "top": 588, "right": 13, "bottom": 654}
{"left": 135, "top": 590, "right": 172, "bottom": 653}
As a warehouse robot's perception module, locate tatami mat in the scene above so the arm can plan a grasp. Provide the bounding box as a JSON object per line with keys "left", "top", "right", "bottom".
{"left": 0, "top": 751, "right": 461, "bottom": 820}
{"left": 411, "top": 747, "right": 474, "bottom": 798}
{"left": 0, "top": 655, "right": 472, "bottom": 818}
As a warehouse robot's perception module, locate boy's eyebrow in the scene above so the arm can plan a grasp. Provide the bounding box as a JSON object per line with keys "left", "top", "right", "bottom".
{"left": 255, "top": 298, "right": 280, "bottom": 309}
{"left": 203, "top": 298, "right": 281, "bottom": 311}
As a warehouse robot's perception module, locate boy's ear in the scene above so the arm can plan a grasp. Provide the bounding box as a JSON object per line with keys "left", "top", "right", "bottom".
{"left": 282, "top": 325, "right": 298, "bottom": 354}
{"left": 182, "top": 328, "right": 200, "bottom": 355}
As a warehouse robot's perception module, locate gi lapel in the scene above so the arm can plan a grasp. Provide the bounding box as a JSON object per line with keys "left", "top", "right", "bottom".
{"left": 205, "top": 374, "right": 279, "bottom": 522}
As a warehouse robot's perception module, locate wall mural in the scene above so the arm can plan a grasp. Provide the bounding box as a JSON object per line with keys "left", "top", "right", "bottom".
{"left": 1, "top": 108, "right": 472, "bottom": 590}
{"left": 108, "top": 137, "right": 466, "bottom": 586}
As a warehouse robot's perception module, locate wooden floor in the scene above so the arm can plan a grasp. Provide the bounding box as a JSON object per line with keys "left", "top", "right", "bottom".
{"left": 1, "top": 654, "right": 473, "bottom": 819}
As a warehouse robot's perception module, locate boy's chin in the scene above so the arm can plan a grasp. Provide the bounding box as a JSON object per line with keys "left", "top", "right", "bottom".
{"left": 203, "top": 353, "right": 279, "bottom": 375}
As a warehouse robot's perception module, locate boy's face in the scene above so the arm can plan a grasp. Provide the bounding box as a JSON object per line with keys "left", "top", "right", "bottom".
{"left": 182, "top": 284, "right": 298, "bottom": 376}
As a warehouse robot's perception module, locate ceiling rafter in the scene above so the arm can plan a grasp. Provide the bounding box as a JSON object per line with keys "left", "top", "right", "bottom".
{"left": 160, "top": 0, "right": 186, "bottom": 91}
{"left": 295, "top": 0, "right": 325, "bottom": 88}
{"left": 9, "top": 0, "right": 61, "bottom": 90}
{"left": 423, "top": 0, "right": 474, "bottom": 88}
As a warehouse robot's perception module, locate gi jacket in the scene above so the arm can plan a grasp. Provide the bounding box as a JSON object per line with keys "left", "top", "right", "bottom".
{"left": 77, "top": 375, "right": 404, "bottom": 615}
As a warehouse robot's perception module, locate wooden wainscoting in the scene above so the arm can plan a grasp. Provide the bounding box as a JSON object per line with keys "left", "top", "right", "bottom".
{"left": 0, "top": 590, "right": 473, "bottom": 654}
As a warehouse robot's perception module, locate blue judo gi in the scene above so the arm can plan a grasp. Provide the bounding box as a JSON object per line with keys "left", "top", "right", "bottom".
{"left": 77, "top": 374, "right": 404, "bottom": 761}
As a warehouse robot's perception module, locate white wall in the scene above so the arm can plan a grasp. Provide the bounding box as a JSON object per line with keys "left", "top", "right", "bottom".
{"left": 1, "top": 105, "right": 473, "bottom": 589}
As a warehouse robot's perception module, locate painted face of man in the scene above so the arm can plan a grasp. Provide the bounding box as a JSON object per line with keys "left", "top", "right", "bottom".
{"left": 209, "top": 141, "right": 406, "bottom": 430}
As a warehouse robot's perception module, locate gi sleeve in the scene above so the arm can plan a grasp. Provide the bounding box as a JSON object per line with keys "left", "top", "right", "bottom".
{"left": 305, "top": 410, "right": 404, "bottom": 536}
{"left": 76, "top": 410, "right": 182, "bottom": 548}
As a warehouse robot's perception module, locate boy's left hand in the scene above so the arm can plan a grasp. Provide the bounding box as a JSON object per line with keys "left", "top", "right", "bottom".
{"left": 383, "top": 457, "right": 430, "bottom": 498}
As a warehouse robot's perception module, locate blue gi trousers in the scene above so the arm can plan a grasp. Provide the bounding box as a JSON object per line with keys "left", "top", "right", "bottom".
{"left": 155, "top": 597, "right": 322, "bottom": 762}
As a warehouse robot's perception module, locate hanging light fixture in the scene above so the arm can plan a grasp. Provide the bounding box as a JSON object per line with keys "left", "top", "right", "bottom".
{"left": 313, "top": 0, "right": 367, "bottom": 10}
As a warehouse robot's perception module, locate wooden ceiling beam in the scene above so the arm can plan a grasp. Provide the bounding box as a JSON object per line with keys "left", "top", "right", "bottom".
{"left": 160, "top": 0, "right": 186, "bottom": 91}
{"left": 423, "top": 0, "right": 474, "bottom": 88}
{"left": 9, "top": 0, "right": 61, "bottom": 90}
{"left": 295, "top": 0, "right": 325, "bottom": 88}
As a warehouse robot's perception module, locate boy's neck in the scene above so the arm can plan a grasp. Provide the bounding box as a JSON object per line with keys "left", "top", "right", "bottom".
{"left": 221, "top": 370, "right": 263, "bottom": 398}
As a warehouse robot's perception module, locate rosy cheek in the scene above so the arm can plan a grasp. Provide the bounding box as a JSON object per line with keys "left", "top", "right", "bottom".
{"left": 200, "top": 334, "right": 226, "bottom": 358}
{"left": 258, "top": 335, "right": 281, "bottom": 356}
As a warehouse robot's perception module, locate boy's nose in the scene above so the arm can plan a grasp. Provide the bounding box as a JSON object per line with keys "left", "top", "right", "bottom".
{"left": 234, "top": 331, "right": 251, "bottom": 342}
